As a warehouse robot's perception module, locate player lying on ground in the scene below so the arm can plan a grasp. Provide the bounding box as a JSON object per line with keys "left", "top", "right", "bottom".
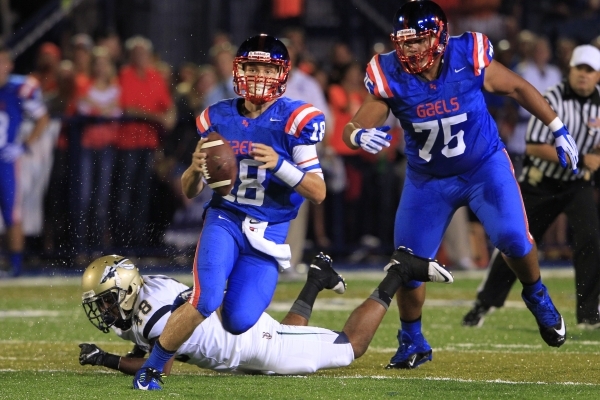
{"left": 78, "top": 251, "right": 452, "bottom": 376}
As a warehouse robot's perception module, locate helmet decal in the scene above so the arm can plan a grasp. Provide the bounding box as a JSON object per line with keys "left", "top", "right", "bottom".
{"left": 115, "top": 258, "right": 135, "bottom": 269}
{"left": 100, "top": 266, "right": 121, "bottom": 286}
{"left": 247, "top": 51, "right": 272, "bottom": 61}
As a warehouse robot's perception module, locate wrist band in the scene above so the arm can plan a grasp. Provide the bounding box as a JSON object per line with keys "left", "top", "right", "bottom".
{"left": 273, "top": 159, "right": 305, "bottom": 188}
{"left": 548, "top": 117, "right": 563, "bottom": 133}
{"left": 350, "top": 129, "right": 361, "bottom": 146}
{"left": 102, "top": 353, "right": 121, "bottom": 370}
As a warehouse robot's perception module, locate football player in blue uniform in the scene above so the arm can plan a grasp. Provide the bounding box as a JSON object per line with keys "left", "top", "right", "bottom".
{"left": 343, "top": 1, "right": 578, "bottom": 369}
{"left": 0, "top": 45, "right": 49, "bottom": 277}
{"left": 133, "top": 34, "right": 328, "bottom": 390}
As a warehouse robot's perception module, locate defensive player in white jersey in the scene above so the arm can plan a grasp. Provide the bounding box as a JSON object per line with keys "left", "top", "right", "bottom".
{"left": 132, "top": 34, "right": 328, "bottom": 389}
{"left": 78, "top": 252, "right": 452, "bottom": 378}
{"left": 342, "top": 0, "right": 578, "bottom": 369}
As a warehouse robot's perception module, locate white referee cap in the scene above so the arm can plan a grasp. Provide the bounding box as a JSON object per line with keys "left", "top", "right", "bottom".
{"left": 570, "top": 44, "right": 600, "bottom": 71}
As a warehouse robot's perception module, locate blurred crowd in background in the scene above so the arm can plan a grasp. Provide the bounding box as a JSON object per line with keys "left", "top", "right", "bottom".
{"left": 2, "top": 0, "right": 600, "bottom": 271}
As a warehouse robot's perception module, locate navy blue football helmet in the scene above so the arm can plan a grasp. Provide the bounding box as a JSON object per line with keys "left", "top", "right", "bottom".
{"left": 390, "top": 1, "right": 448, "bottom": 74}
{"left": 233, "top": 34, "right": 291, "bottom": 104}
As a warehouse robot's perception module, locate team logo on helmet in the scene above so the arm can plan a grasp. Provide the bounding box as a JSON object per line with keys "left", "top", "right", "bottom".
{"left": 100, "top": 266, "right": 121, "bottom": 286}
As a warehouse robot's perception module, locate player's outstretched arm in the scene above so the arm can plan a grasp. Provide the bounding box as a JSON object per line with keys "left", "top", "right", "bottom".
{"left": 78, "top": 343, "right": 175, "bottom": 376}
{"left": 280, "top": 253, "right": 345, "bottom": 326}
{"left": 343, "top": 94, "right": 391, "bottom": 153}
{"left": 483, "top": 60, "right": 578, "bottom": 172}
{"left": 181, "top": 138, "right": 208, "bottom": 198}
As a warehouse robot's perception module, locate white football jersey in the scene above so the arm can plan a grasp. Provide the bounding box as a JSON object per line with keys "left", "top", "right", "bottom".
{"left": 113, "top": 276, "right": 354, "bottom": 374}
{"left": 112, "top": 275, "right": 188, "bottom": 352}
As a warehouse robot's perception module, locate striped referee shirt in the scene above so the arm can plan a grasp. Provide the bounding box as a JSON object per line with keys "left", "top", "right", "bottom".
{"left": 524, "top": 80, "right": 600, "bottom": 182}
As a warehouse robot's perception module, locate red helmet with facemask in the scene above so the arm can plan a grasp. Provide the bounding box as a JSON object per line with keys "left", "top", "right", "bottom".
{"left": 233, "top": 34, "right": 291, "bottom": 105}
{"left": 390, "top": 1, "right": 448, "bottom": 74}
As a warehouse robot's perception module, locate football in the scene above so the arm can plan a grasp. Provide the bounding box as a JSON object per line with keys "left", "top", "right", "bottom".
{"left": 201, "top": 132, "right": 238, "bottom": 196}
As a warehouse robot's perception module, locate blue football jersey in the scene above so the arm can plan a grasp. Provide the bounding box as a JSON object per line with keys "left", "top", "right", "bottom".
{"left": 365, "top": 32, "right": 504, "bottom": 177}
{"left": 0, "top": 75, "right": 46, "bottom": 149}
{"left": 195, "top": 97, "right": 325, "bottom": 223}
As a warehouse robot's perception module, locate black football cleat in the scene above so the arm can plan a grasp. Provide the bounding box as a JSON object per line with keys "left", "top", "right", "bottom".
{"left": 307, "top": 253, "right": 346, "bottom": 294}
{"left": 384, "top": 246, "right": 453, "bottom": 284}
{"left": 462, "top": 301, "right": 490, "bottom": 327}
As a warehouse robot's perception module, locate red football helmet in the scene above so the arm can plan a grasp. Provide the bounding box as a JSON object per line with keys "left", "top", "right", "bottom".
{"left": 390, "top": 1, "right": 448, "bottom": 74}
{"left": 233, "top": 34, "right": 291, "bottom": 105}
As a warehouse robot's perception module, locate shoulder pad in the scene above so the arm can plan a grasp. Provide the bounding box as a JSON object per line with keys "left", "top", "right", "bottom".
{"left": 284, "top": 102, "right": 325, "bottom": 140}
{"left": 196, "top": 107, "right": 213, "bottom": 136}
{"left": 453, "top": 32, "right": 494, "bottom": 77}
{"left": 365, "top": 53, "right": 394, "bottom": 99}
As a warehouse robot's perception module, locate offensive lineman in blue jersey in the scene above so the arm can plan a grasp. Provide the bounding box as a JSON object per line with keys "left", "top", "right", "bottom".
{"left": 343, "top": 1, "right": 579, "bottom": 369}
{"left": 133, "top": 34, "right": 328, "bottom": 390}
{"left": 0, "top": 45, "right": 49, "bottom": 277}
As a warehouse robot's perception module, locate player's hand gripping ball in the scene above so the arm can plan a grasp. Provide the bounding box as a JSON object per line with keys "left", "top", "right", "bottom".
{"left": 201, "top": 132, "right": 238, "bottom": 196}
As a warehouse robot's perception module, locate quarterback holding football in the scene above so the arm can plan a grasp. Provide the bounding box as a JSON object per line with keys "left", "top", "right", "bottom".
{"left": 132, "top": 33, "right": 329, "bottom": 389}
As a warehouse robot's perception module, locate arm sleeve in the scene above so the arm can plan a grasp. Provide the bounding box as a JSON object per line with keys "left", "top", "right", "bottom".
{"left": 292, "top": 144, "right": 323, "bottom": 179}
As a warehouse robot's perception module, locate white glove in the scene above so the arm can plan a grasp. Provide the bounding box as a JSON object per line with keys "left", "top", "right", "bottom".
{"left": 351, "top": 126, "right": 392, "bottom": 154}
{"left": 552, "top": 125, "right": 579, "bottom": 174}
{"left": 0, "top": 143, "right": 28, "bottom": 163}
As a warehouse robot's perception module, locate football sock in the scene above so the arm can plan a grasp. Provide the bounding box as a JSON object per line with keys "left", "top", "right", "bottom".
{"left": 9, "top": 253, "right": 22, "bottom": 277}
{"left": 401, "top": 316, "right": 422, "bottom": 336}
{"left": 290, "top": 281, "right": 321, "bottom": 319}
{"left": 521, "top": 277, "right": 543, "bottom": 297}
{"left": 141, "top": 340, "right": 175, "bottom": 372}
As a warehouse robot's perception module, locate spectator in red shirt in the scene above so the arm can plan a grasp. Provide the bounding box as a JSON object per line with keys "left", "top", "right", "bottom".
{"left": 114, "top": 35, "right": 175, "bottom": 247}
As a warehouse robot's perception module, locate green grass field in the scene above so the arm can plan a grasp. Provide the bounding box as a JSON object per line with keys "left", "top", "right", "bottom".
{"left": 1, "top": 269, "right": 599, "bottom": 399}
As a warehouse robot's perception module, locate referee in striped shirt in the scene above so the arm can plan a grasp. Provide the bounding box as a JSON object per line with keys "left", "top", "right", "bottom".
{"left": 463, "top": 44, "right": 600, "bottom": 329}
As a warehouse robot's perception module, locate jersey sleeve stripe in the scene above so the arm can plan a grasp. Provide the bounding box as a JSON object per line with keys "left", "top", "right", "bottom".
{"left": 287, "top": 107, "right": 323, "bottom": 137}
{"left": 482, "top": 36, "right": 491, "bottom": 68}
{"left": 297, "top": 156, "right": 318, "bottom": 166}
{"left": 196, "top": 108, "right": 211, "bottom": 133}
{"left": 285, "top": 103, "right": 312, "bottom": 133}
{"left": 142, "top": 305, "right": 171, "bottom": 340}
{"left": 367, "top": 56, "right": 393, "bottom": 98}
{"left": 471, "top": 32, "right": 489, "bottom": 76}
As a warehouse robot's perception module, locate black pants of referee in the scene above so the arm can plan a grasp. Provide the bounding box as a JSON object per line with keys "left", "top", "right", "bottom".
{"left": 475, "top": 178, "right": 600, "bottom": 324}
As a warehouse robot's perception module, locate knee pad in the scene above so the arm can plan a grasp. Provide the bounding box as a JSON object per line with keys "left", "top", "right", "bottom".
{"left": 221, "top": 309, "right": 259, "bottom": 335}
{"left": 192, "top": 288, "right": 223, "bottom": 318}
{"left": 496, "top": 231, "right": 533, "bottom": 259}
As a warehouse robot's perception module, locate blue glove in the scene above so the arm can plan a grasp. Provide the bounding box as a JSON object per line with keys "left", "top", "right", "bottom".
{"left": 352, "top": 126, "right": 392, "bottom": 154}
{"left": 0, "top": 143, "right": 28, "bottom": 163}
{"left": 552, "top": 125, "right": 578, "bottom": 174}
